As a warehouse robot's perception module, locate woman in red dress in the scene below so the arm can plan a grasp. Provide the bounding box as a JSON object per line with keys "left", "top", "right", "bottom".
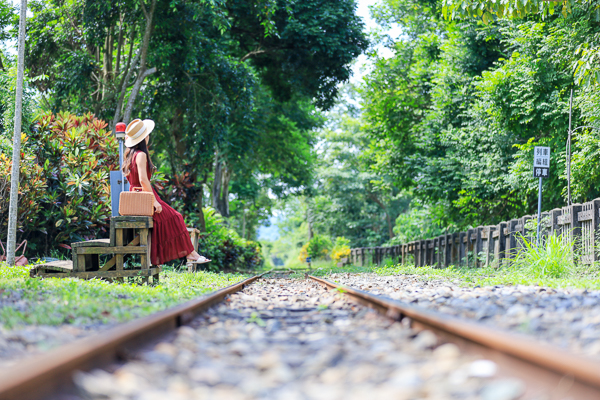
{"left": 122, "top": 119, "right": 209, "bottom": 265}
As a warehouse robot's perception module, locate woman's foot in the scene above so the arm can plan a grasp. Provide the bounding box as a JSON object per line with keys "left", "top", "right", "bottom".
{"left": 186, "top": 251, "right": 211, "bottom": 264}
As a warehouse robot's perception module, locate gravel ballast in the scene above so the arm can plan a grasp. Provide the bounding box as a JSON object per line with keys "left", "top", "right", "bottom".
{"left": 74, "top": 278, "right": 531, "bottom": 400}
{"left": 330, "top": 273, "right": 600, "bottom": 358}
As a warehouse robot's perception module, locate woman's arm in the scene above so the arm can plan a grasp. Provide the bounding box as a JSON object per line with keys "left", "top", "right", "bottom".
{"left": 135, "top": 152, "right": 162, "bottom": 213}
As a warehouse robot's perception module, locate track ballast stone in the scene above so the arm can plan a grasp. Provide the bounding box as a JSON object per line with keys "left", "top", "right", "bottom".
{"left": 75, "top": 278, "right": 527, "bottom": 400}
{"left": 330, "top": 273, "right": 600, "bottom": 358}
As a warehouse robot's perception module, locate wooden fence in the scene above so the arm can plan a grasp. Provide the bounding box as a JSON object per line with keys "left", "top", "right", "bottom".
{"left": 348, "top": 199, "right": 600, "bottom": 267}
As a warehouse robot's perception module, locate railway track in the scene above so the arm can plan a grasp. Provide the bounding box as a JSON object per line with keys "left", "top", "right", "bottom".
{"left": 1, "top": 273, "right": 600, "bottom": 399}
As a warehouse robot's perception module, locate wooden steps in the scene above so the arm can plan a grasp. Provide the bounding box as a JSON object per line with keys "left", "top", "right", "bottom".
{"left": 30, "top": 216, "right": 160, "bottom": 283}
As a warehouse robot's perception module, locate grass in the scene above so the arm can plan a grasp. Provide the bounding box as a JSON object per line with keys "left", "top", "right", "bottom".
{"left": 0, "top": 262, "right": 248, "bottom": 329}
{"left": 374, "top": 263, "right": 600, "bottom": 289}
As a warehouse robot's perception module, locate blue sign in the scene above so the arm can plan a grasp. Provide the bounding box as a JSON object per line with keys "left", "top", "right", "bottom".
{"left": 306, "top": 257, "right": 311, "bottom": 263}
{"left": 110, "top": 171, "right": 130, "bottom": 217}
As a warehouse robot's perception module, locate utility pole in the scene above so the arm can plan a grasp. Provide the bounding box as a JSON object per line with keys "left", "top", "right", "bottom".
{"left": 6, "top": 0, "right": 28, "bottom": 267}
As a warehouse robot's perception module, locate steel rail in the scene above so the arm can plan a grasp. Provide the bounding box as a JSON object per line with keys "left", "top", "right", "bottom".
{"left": 0, "top": 273, "right": 267, "bottom": 400}
{"left": 310, "top": 275, "right": 600, "bottom": 399}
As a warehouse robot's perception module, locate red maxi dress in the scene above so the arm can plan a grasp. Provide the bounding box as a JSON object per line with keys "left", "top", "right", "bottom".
{"left": 126, "top": 151, "right": 194, "bottom": 265}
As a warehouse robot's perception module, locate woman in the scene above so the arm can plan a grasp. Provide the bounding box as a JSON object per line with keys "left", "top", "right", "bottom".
{"left": 122, "top": 118, "right": 210, "bottom": 265}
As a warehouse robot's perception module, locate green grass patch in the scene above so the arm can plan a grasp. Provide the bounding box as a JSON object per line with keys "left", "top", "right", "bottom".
{"left": 0, "top": 262, "right": 247, "bottom": 329}
{"left": 373, "top": 234, "right": 600, "bottom": 289}
{"left": 374, "top": 263, "right": 600, "bottom": 290}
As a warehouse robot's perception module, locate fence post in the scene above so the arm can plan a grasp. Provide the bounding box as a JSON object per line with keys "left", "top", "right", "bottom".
{"left": 449, "top": 233, "right": 458, "bottom": 265}
{"left": 578, "top": 200, "right": 598, "bottom": 265}
{"left": 540, "top": 211, "right": 550, "bottom": 241}
{"left": 458, "top": 232, "right": 466, "bottom": 266}
{"left": 414, "top": 242, "right": 418, "bottom": 266}
{"left": 549, "top": 208, "right": 562, "bottom": 237}
{"left": 464, "top": 229, "right": 473, "bottom": 267}
{"left": 522, "top": 215, "right": 534, "bottom": 244}
{"left": 559, "top": 204, "right": 582, "bottom": 259}
{"left": 572, "top": 205, "right": 583, "bottom": 258}
{"left": 493, "top": 222, "right": 506, "bottom": 267}
{"left": 506, "top": 219, "right": 519, "bottom": 260}
{"left": 473, "top": 227, "right": 483, "bottom": 267}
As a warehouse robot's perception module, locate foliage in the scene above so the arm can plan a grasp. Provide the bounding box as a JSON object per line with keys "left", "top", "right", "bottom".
{"left": 307, "top": 94, "right": 408, "bottom": 247}
{"left": 306, "top": 235, "right": 333, "bottom": 260}
{"left": 1, "top": 111, "right": 117, "bottom": 254}
{"left": 28, "top": 112, "right": 119, "bottom": 253}
{"left": 330, "top": 236, "right": 351, "bottom": 263}
{"left": 387, "top": 200, "right": 447, "bottom": 245}
{"left": 442, "top": 0, "right": 579, "bottom": 21}
{"left": 195, "top": 207, "right": 263, "bottom": 271}
{"left": 21, "top": 0, "right": 366, "bottom": 230}
{"left": 298, "top": 235, "right": 338, "bottom": 263}
{"left": 0, "top": 262, "right": 246, "bottom": 329}
{"left": 359, "top": 0, "right": 600, "bottom": 235}
{"left": 0, "top": 138, "right": 46, "bottom": 242}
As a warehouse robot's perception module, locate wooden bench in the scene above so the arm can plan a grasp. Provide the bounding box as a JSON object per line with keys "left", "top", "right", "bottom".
{"left": 31, "top": 216, "right": 161, "bottom": 283}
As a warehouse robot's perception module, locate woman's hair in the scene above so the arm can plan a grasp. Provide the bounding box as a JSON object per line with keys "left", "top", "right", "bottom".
{"left": 122, "top": 139, "right": 155, "bottom": 176}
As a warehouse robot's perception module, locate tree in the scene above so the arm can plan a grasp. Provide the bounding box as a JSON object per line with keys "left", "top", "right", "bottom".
{"left": 21, "top": 0, "right": 367, "bottom": 234}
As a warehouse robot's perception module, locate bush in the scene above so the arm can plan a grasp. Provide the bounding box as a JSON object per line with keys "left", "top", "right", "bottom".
{"left": 0, "top": 137, "right": 47, "bottom": 242}
{"left": 331, "top": 236, "right": 351, "bottom": 263}
{"left": 196, "top": 207, "right": 263, "bottom": 271}
{"left": 1, "top": 112, "right": 118, "bottom": 254}
{"left": 299, "top": 234, "right": 333, "bottom": 262}
{"left": 29, "top": 112, "right": 119, "bottom": 254}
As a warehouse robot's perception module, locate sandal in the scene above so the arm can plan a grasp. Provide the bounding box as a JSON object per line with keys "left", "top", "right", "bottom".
{"left": 186, "top": 255, "right": 211, "bottom": 264}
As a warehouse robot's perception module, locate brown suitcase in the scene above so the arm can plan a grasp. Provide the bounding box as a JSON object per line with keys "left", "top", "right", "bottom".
{"left": 119, "top": 187, "right": 155, "bottom": 216}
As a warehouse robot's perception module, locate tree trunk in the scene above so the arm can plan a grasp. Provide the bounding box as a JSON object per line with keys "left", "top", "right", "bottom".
{"left": 211, "top": 157, "right": 231, "bottom": 218}
{"left": 386, "top": 212, "right": 394, "bottom": 239}
{"left": 122, "top": 0, "right": 157, "bottom": 124}
{"left": 170, "top": 109, "right": 185, "bottom": 157}
{"left": 242, "top": 206, "right": 246, "bottom": 239}
{"left": 212, "top": 156, "right": 222, "bottom": 211}
{"left": 196, "top": 189, "right": 206, "bottom": 232}
{"left": 6, "top": 0, "right": 27, "bottom": 266}
{"left": 368, "top": 192, "right": 395, "bottom": 240}
{"left": 115, "top": 14, "right": 123, "bottom": 75}
{"left": 307, "top": 206, "right": 313, "bottom": 241}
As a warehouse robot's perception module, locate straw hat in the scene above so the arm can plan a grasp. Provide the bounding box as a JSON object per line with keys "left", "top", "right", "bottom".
{"left": 124, "top": 119, "right": 155, "bottom": 147}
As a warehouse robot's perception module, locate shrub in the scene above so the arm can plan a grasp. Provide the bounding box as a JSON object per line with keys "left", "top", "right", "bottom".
{"left": 1, "top": 111, "right": 119, "bottom": 255}
{"left": 0, "top": 136, "right": 47, "bottom": 242}
{"left": 196, "top": 207, "right": 263, "bottom": 271}
{"left": 31, "top": 112, "right": 119, "bottom": 253}
{"left": 298, "top": 235, "right": 333, "bottom": 262}
{"left": 331, "top": 236, "right": 351, "bottom": 263}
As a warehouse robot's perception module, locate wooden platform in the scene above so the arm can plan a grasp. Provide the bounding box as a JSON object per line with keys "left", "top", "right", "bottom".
{"left": 29, "top": 260, "right": 73, "bottom": 277}
{"left": 31, "top": 260, "right": 160, "bottom": 280}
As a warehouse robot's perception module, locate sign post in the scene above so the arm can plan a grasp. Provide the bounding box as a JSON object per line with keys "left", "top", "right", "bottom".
{"left": 110, "top": 123, "right": 129, "bottom": 216}
{"left": 533, "top": 146, "right": 550, "bottom": 246}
